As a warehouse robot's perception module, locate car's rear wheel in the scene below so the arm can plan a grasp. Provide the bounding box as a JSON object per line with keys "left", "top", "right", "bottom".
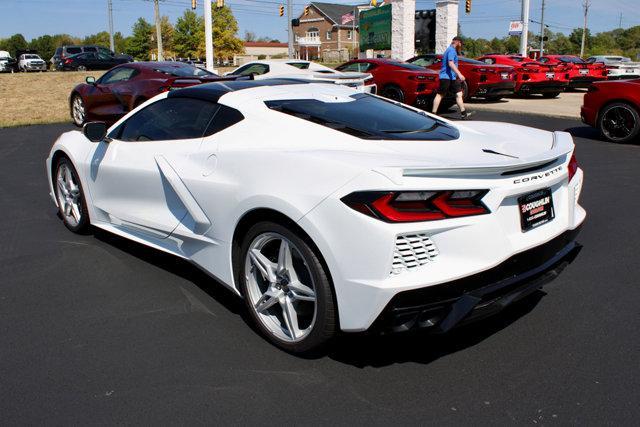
{"left": 53, "top": 157, "right": 90, "bottom": 233}
{"left": 382, "top": 85, "right": 405, "bottom": 103}
{"left": 542, "top": 92, "right": 560, "bottom": 98}
{"left": 598, "top": 102, "right": 640, "bottom": 144}
{"left": 71, "top": 94, "right": 86, "bottom": 127}
{"left": 77, "top": 65, "right": 87, "bottom": 72}
{"left": 239, "top": 221, "right": 336, "bottom": 355}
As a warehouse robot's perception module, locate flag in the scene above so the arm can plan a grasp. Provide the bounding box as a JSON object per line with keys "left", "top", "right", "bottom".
{"left": 341, "top": 11, "right": 354, "bottom": 25}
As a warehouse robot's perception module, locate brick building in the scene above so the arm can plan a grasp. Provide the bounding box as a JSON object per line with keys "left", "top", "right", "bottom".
{"left": 293, "top": 2, "right": 369, "bottom": 62}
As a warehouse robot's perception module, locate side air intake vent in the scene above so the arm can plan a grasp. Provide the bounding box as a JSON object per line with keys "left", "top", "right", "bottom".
{"left": 391, "top": 233, "right": 439, "bottom": 275}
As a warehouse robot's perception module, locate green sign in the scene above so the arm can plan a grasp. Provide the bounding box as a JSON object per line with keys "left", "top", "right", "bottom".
{"left": 359, "top": 4, "right": 392, "bottom": 51}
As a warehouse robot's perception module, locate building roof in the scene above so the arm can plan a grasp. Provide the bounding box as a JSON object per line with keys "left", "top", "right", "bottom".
{"left": 243, "top": 41, "right": 288, "bottom": 48}
{"left": 309, "top": 2, "right": 367, "bottom": 28}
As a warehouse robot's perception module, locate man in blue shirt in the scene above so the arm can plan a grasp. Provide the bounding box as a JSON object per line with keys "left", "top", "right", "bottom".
{"left": 432, "top": 36, "right": 472, "bottom": 119}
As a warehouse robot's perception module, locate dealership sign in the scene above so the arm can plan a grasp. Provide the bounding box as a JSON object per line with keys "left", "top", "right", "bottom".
{"left": 359, "top": 4, "right": 392, "bottom": 51}
{"left": 509, "top": 20, "right": 524, "bottom": 36}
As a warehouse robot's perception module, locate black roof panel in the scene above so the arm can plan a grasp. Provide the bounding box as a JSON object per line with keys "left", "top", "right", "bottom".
{"left": 167, "top": 78, "right": 313, "bottom": 103}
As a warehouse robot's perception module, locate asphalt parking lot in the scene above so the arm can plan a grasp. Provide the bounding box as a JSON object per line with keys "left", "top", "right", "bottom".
{"left": 1, "top": 112, "right": 639, "bottom": 424}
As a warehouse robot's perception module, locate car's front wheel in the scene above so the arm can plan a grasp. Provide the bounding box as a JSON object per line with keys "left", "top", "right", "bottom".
{"left": 53, "top": 157, "right": 90, "bottom": 233}
{"left": 598, "top": 102, "right": 640, "bottom": 144}
{"left": 239, "top": 221, "right": 337, "bottom": 355}
{"left": 71, "top": 94, "right": 86, "bottom": 127}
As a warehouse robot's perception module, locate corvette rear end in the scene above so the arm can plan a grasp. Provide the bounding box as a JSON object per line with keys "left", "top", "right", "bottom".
{"left": 298, "top": 120, "right": 585, "bottom": 333}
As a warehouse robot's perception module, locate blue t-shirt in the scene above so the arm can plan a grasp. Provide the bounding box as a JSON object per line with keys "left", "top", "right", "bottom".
{"left": 440, "top": 45, "right": 458, "bottom": 80}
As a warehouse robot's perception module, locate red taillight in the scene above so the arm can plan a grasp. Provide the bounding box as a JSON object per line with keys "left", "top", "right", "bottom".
{"left": 64, "top": 58, "right": 72, "bottom": 64}
{"left": 342, "top": 190, "right": 489, "bottom": 223}
{"left": 568, "top": 153, "right": 578, "bottom": 182}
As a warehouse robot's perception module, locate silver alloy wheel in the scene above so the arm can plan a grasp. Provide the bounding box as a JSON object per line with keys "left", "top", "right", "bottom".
{"left": 244, "top": 232, "right": 317, "bottom": 342}
{"left": 55, "top": 163, "right": 82, "bottom": 227}
{"left": 77, "top": 65, "right": 87, "bottom": 71}
{"left": 72, "top": 96, "right": 85, "bottom": 126}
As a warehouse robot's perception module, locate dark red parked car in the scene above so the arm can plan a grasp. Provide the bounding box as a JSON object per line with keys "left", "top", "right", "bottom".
{"left": 69, "top": 61, "right": 240, "bottom": 126}
{"left": 477, "top": 54, "right": 568, "bottom": 98}
{"left": 539, "top": 55, "right": 607, "bottom": 88}
{"left": 581, "top": 79, "right": 640, "bottom": 143}
{"left": 407, "top": 54, "right": 515, "bottom": 101}
{"left": 335, "top": 59, "right": 441, "bottom": 107}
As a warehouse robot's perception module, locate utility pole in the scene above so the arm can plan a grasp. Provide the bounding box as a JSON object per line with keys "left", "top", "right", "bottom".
{"left": 580, "top": 0, "right": 590, "bottom": 58}
{"left": 204, "top": 0, "right": 214, "bottom": 70}
{"left": 519, "top": 0, "right": 530, "bottom": 56}
{"left": 153, "top": 0, "right": 163, "bottom": 61}
{"left": 618, "top": 12, "right": 622, "bottom": 29}
{"left": 107, "top": 0, "right": 115, "bottom": 52}
{"left": 287, "top": 0, "right": 293, "bottom": 58}
{"left": 539, "top": 0, "right": 545, "bottom": 56}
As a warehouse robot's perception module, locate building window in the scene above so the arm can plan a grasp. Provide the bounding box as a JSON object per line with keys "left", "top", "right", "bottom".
{"left": 306, "top": 27, "right": 319, "bottom": 39}
{"left": 326, "top": 31, "right": 332, "bottom": 40}
{"left": 347, "top": 30, "right": 353, "bottom": 40}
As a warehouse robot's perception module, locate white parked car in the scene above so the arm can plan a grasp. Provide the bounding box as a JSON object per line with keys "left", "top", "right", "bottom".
{"left": 46, "top": 80, "right": 585, "bottom": 354}
{"left": 587, "top": 55, "right": 640, "bottom": 79}
{"left": 0, "top": 50, "right": 17, "bottom": 73}
{"left": 226, "top": 60, "right": 376, "bottom": 93}
{"left": 18, "top": 53, "right": 47, "bottom": 72}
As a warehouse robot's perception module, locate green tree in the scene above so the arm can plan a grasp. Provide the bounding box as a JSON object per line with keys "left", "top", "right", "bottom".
{"left": 0, "top": 34, "right": 28, "bottom": 57}
{"left": 28, "top": 35, "right": 55, "bottom": 60}
{"left": 174, "top": 10, "right": 204, "bottom": 58}
{"left": 125, "top": 17, "right": 153, "bottom": 60}
{"left": 209, "top": 5, "right": 244, "bottom": 61}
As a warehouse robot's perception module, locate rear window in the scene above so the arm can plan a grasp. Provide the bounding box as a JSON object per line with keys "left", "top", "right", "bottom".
{"left": 84, "top": 47, "right": 97, "bottom": 52}
{"left": 265, "top": 93, "right": 459, "bottom": 141}
{"left": 288, "top": 62, "right": 310, "bottom": 69}
{"left": 459, "top": 57, "right": 486, "bottom": 65}
{"left": 559, "top": 56, "right": 585, "bottom": 64}
{"left": 66, "top": 47, "right": 82, "bottom": 54}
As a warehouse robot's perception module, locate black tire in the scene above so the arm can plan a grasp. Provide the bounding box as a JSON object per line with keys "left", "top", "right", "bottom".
{"left": 77, "top": 65, "right": 87, "bottom": 72}
{"left": 381, "top": 85, "right": 405, "bottom": 103}
{"left": 237, "top": 221, "right": 337, "bottom": 355}
{"left": 598, "top": 102, "right": 640, "bottom": 144}
{"left": 53, "top": 157, "right": 90, "bottom": 234}
{"left": 542, "top": 92, "right": 560, "bottom": 98}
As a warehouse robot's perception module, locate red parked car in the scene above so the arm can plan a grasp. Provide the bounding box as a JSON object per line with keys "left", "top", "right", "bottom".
{"left": 581, "top": 79, "right": 640, "bottom": 143}
{"left": 539, "top": 55, "right": 607, "bottom": 88}
{"left": 477, "top": 54, "right": 568, "bottom": 98}
{"left": 407, "top": 54, "right": 515, "bottom": 101}
{"left": 69, "top": 61, "right": 240, "bottom": 126}
{"left": 335, "top": 59, "right": 441, "bottom": 107}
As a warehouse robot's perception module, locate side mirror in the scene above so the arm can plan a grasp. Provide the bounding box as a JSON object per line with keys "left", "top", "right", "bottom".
{"left": 86, "top": 76, "right": 96, "bottom": 85}
{"left": 83, "top": 122, "right": 107, "bottom": 142}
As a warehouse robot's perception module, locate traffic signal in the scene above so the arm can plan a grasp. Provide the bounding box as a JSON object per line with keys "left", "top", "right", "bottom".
{"left": 191, "top": 0, "right": 196, "bottom": 9}
{"left": 216, "top": 0, "right": 224, "bottom": 8}
{"left": 465, "top": 0, "right": 471, "bottom": 14}
{"left": 279, "top": 5, "right": 284, "bottom": 16}
{"left": 304, "top": 6, "right": 310, "bottom": 16}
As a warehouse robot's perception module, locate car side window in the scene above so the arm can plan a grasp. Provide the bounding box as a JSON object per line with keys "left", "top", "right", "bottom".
{"left": 112, "top": 98, "right": 221, "bottom": 142}
{"left": 84, "top": 47, "right": 97, "bottom": 52}
{"left": 235, "top": 63, "right": 270, "bottom": 76}
{"left": 100, "top": 67, "right": 137, "bottom": 84}
{"left": 481, "top": 58, "right": 495, "bottom": 64}
{"left": 539, "top": 57, "right": 548, "bottom": 63}
{"left": 203, "top": 105, "right": 245, "bottom": 137}
{"left": 412, "top": 57, "right": 434, "bottom": 67}
{"left": 97, "top": 52, "right": 112, "bottom": 61}
{"left": 337, "top": 62, "right": 363, "bottom": 72}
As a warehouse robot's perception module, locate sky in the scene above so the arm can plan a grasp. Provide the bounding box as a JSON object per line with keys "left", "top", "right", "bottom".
{"left": 0, "top": 0, "right": 638, "bottom": 43}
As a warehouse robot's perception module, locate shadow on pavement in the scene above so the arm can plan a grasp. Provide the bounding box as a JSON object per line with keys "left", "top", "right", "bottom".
{"left": 565, "top": 125, "right": 604, "bottom": 142}
{"left": 327, "top": 291, "right": 544, "bottom": 368}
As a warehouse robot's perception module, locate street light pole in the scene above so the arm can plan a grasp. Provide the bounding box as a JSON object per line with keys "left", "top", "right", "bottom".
{"left": 580, "top": 0, "right": 590, "bottom": 58}
{"left": 539, "top": 0, "right": 545, "bottom": 56}
{"left": 287, "top": 0, "right": 293, "bottom": 58}
{"left": 153, "top": 0, "right": 163, "bottom": 61}
{"left": 519, "top": 0, "right": 530, "bottom": 56}
{"left": 204, "top": 0, "right": 214, "bottom": 70}
{"left": 107, "top": 0, "right": 115, "bottom": 52}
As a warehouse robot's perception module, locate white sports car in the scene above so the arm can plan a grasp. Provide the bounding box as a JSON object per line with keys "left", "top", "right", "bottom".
{"left": 226, "top": 60, "right": 376, "bottom": 93}
{"left": 46, "top": 79, "right": 585, "bottom": 354}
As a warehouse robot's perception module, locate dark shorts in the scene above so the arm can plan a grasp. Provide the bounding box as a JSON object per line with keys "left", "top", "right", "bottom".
{"left": 437, "top": 78, "right": 462, "bottom": 95}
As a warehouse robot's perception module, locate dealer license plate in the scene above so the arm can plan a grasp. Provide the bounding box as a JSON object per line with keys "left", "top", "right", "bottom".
{"left": 501, "top": 72, "right": 509, "bottom": 79}
{"left": 546, "top": 72, "right": 555, "bottom": 79}
{"left": 579, "top": 69, "right": 589, "bottom": 75}
{"left": 518, "top": 188, "right": 555, "bottom": 232}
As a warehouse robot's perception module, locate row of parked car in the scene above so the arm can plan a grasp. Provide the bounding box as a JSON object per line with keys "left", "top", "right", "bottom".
{"left": 67, "top": 56, "right": 640, "bottom": 144}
